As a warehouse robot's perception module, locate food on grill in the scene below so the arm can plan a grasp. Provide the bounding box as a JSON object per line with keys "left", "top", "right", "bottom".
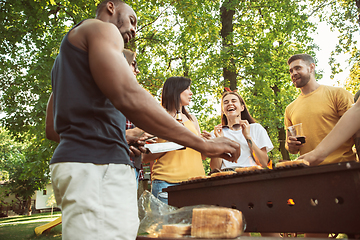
{"left": 235, "top": 165, "right": 262, "bottom": 172}
{"left": 158, "top": 224, "right": 191, "bottom": 238}
{"left": 191, "top": 207, "right": 244, "bottom": 238}
{"left": 211, "top": 171, "right": 236, "bottom": 177}
{"left": 275, "top": 159, "right": 310, "bottom": 168}
{"left": 188, "top": 175, "right": 211, "bottom": 181}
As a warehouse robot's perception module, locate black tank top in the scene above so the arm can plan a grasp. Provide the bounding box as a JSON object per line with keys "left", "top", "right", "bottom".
{"left": 50, "top": 20, "right": 131, "bottom": 166}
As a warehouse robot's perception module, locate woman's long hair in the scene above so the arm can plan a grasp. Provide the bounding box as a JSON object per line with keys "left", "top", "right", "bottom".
{"left": 221, "top": 91, "right": 255, "bottom": 126}
{"left": 161, "top": 77, "right": 193, "bottom": 121}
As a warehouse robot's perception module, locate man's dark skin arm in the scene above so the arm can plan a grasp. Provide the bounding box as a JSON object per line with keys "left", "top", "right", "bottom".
{"left": 45, "top": 93, "right": 60, "bottom": 143}
{"left": 82, "top": 20, "right": 240, "bottom": 161}
{"left": 47, "top": 3, "right": 240, "bottom": 161}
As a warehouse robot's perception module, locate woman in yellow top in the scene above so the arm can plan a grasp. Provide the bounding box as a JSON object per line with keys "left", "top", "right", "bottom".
{"left": 142, "top": 76, "right": 205, "bottom": 204}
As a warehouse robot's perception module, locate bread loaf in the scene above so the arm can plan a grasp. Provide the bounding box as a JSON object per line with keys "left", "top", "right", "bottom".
{"left": 275, "top": 159, "right": 310, "bottom": 168}
{"left": 158, "top": 224, "right": 191, "bottom": 238}
{"left": 158, "top": 232, "right": 185, "bottom": 238}
{"left": 235, "top": 165, "right": 262, "bottom": 172}
{"left": 161, "top": 224, "right": 191, "bottom": 235}
{"left": 191, "top": 207, "right": 243, "bottom": 238}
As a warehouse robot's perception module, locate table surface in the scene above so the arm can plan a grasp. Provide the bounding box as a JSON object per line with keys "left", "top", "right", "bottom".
{"left": 136, "top": 236, "right": 338, "bottom": 240}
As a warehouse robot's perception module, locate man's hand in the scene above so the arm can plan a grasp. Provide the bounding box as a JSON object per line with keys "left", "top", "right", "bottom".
{"left": 202, "top": 137, "right": 241, "bottom": 162}
{"left": 126, "top": 127, "right": 144, "bottom": 137}
{"left": 201, "top": 130, "right": 212, "bottom": 140}
{"left": 287, "top": 136, "right": 304, "bottom": 154}
{"left": 126, "top": 135, "right": 147, "bottom": 157}
{"left": 297, "top": 150, "right": 325, "bottom": 166}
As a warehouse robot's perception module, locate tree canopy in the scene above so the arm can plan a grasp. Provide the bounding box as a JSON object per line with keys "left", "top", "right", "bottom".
{"left": 0, "top": 0, "right": 359, "bottom": 200}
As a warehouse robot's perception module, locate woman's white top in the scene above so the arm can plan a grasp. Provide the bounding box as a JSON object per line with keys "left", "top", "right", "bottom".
{"left": 211, "top": 123, "right": 273, "bottom": 169}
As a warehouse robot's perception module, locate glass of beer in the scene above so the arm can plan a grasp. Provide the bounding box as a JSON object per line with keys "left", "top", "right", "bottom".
{"left": 287, "top": 123, "right": 305, "bottom": 144}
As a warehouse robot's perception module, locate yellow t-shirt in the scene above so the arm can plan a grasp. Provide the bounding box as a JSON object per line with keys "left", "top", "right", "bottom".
{"left": 151, "top": 120, "right": 205, "bottom": 183}
{"left": 284, "top": 85, "right": 355, "bottom": 165}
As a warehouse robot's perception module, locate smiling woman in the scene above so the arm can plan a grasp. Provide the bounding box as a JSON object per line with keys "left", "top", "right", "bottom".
{"left": 208, "top": 90, "right": 274, "bottom": 169}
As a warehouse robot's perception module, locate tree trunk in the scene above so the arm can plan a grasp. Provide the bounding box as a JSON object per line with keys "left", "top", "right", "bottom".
{"left": 220, "top": 0, "right": 237, "bottom": 91}
{"left": 271, "top": 84, "right": 290, "bottom": 160}
{"left": 25, "top": 197, "right": 32, "bottom": 216}
{"left": 278, "top": 127, "right": 290, "bottom": 160}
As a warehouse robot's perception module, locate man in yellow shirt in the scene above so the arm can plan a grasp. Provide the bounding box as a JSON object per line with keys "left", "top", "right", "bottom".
{"left": 284, "top": 53, "right": 356, "bottom": 166}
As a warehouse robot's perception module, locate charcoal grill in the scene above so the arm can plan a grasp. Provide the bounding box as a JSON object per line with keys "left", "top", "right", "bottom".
{"left": 165, "top": 161, "right": 360, "bottom": 235}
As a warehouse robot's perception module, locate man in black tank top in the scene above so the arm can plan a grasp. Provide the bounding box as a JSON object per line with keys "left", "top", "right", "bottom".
{"left": 46, "top": 1, "right": 241, "bottom": 239}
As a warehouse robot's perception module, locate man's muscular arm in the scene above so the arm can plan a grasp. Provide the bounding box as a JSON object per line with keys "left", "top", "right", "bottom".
{"left": 45, "top": 93, "right": 60, "bottom": 143}
{"left": 81, "top": 20, "right": 240, "bottom": 161}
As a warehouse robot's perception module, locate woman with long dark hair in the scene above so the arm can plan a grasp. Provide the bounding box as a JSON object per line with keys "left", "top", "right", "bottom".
{"left": 142, "top": 77, "right": 205, "bottom": 204}
{"left": 209, "top": 90, "right": 273, "bottom": 170}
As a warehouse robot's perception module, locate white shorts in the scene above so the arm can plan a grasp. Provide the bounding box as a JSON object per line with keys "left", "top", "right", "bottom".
{"left": 50, "top": 162, "right": 139, "bottom": 240}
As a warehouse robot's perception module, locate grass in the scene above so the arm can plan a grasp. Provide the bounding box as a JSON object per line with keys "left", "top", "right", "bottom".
{"left": 0, "top": 211, "right": 62, "bottom": 240}
{"left": 0, "top": 211, "right": 350, "bottom": 239}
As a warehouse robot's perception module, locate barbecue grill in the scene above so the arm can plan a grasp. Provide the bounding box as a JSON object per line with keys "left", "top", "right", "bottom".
{"left": 165, "top": 161, "right": 360, "bottom": 236}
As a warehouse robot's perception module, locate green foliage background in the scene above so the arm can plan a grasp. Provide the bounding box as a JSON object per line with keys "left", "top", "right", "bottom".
{"left": 0, "top": 0, "right": 359, "bottom": 205}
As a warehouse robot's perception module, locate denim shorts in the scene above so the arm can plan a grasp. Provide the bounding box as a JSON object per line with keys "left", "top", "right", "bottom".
{"left": 151, "top": 180, "right": 179, "bottom": 205}
{"left": 134, "top": 168, "right": 139, "bottom": 189}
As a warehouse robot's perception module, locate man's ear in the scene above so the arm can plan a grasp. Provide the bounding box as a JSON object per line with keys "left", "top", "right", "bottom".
{"left": 106, "top": 1, "right": 116, "bottom": 15}
{"left": 309, "top": 62, "right": 315, "bottom": 74}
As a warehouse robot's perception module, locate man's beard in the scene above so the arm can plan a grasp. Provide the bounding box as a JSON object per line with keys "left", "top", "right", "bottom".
{"left": 294, "top": 73, "right": 311, "bottom": 88}
{"left": 117, "top": 14, "right": 130, "bottom": 44}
